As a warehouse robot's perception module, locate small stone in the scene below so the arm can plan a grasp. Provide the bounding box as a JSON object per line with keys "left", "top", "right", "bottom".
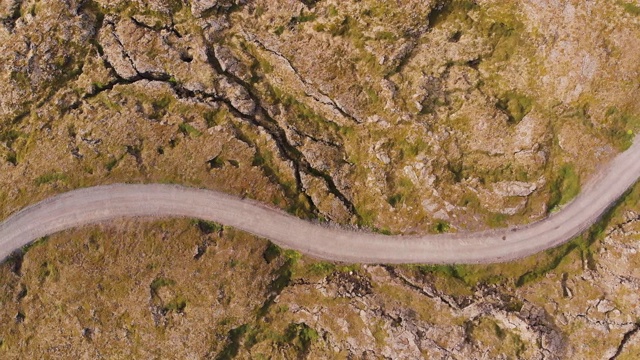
{"left": 492, "top": 181, "right": 538, "bottom": 197}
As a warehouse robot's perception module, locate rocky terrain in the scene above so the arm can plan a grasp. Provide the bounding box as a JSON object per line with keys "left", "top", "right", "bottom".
{"left": 1, "top": 0, "right": 640, "bottom": 358}
{"left": 1, "top": 183, "right": 640, "bottom": 359}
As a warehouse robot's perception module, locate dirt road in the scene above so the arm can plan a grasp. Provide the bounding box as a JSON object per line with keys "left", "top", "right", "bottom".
{"left": 1, "top": 139, "right": 639, "bottom": 264}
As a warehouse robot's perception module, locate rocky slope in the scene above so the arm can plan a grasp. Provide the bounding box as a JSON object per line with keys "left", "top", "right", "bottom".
{"left": 1, "top": 0, "right": 640, "bottom": 358}
{"left": 2, "top": 184, "right": 640, "bottom": 359}
{"left": 1, "top": 0, "right": 639, "bottom": 232}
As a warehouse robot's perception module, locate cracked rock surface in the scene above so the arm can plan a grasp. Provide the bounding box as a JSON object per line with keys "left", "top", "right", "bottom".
{"left": 1, "top": 0, "right": 639, "bottom": 232}
{"left": 1, "top": 0, "right": 640, "bottom": 358}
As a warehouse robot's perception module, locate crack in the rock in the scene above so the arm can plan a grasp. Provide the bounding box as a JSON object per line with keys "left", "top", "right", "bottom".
{"left": 243, "top": 32, "right": 363, "bottom": 124}
{"left": 386, "top": 40, "right": 420, "bottom": 77}
{"left": 206, "top": 46, "right": 359, "bottom": 219}
{"left": 372, "top": 304, "right": 454, "bottom": 356}
{"left": 6, "top": 250, "right": 24, "bottom": 276}
{"left": 198, "top": 92, "right": 322, "bottom": 217}
{"left": 203, "top": 55, "right": 322, "bottom": 216}
{"left": 379, "top": 266, "right": 566, "bottom": 357}
{"left": 87, "top": 38, "right": 323, "bottom": 215}
{"left": 130, "top": 16, "right": 183, "bottom": 38}
{"left": 560, "top": 272, "right": 573, "bottom": 298}
{"left": 609, "top": 322, "right": 640, "bottom": 360}
{"left": 381, "top": 265, "right": 461, "bottom": 309}
{"left": 104, "top": 19, "right": 140, "bottom": 79}
{"left": 618, "top": 275, "right": 640, "bottom": 290}
{"left": 1, "top": 0, "right": 23, "bottom": 32}
{"left": 7, "top": 108, "right": 31, "bottom": 127}
{"left": 574, "top": 314, "right": 637, "bottom": 330}
{"left": 289, "top": 126, "right": 340, "bottom": 148}
{"left": 607, "top": 213, "right": 640, "bottom": 237}
{"left": 381, "top": 15, "right": 432, "bottom": 77}
{"left": 86, "top": 18, "right": 357, "bottom": 220}
{"left": 83, "top": 77, "right": 125, "bottom": 98}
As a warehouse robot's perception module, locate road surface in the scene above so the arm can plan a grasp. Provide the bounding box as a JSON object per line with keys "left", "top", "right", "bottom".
{"left": 1, "top": 139, "right": 640, "bottom": 264}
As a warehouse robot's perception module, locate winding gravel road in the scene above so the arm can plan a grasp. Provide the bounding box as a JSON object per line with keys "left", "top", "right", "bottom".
{"left": 1, "top": 139, "right": 640, "bottom": 264}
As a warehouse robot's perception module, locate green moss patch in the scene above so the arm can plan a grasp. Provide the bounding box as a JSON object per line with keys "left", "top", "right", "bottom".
{"left": 548, "top": 164, "right": 581, "bottom": 212}
{"left": 619, "top": 1, "right": 640, "bottom": 16}
{"left": 604, "top": 106, "right": 640, "bottom": 150}
{"left": 496, "top": 92, "right": 533, "bottom": 124}
{"left": 34, "top": 172, "right": 67, "bottom": 186}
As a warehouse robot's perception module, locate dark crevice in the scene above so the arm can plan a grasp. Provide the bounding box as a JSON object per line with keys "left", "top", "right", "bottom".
{"left": 427, "top": 1, "right": 451, "bottom": 30}
{"left": 209, "top": 93, "right": 321, "bottom": 217}
{"left": 106, "top": 20, "right": 139, "bottom": 74}
{"left": 575, "top": 314, "right": 637, "bottom": 330}
{"left": 609, "top": 323, "right": 640, "bottom": 360}
{"left": 7, "top": 250, "right": 24, "bottom": 275}
{"left": 607, "top": 213, "right": 640, "bottom": 236}
{"left": 16, "top": 284, "right": 27, "bottom": 301}
{"left": 130, "top": 16, "right": 183, "bottom": 38}
{"left": 382, "top": 265, "right": 461, "bottom": 309}
{"left": 245, "top": 33, "right": 363, "bottom": 124}
{"left": 15, "top": 311, "right": 25, "bottom": 323}
{"left": 224, "top": 122, "right": 255, "bottom": 149}
{"left": 86, "top": 25, "right": 356, "bottom": 220}
{"left": 83, "top": 77, "right": 128, "bottom": 99}
{"left": 207, "top": 155, "right": 225, "bottom": 169}
{"left": 289, "top": 127, "right": 340, "bottom": 148}
{"left": 427, "top": 0, "right": 478, "bottom": 31}
{"left": 1, "top": 0, "right": 23, "bottom": 32}
{"left": 126, "top": 143, "right": 144, "bottom": 166}
{"left": 10, "top": 109, "right": 31, "bottom": 125}
{"left": 225, "top": 122, "right": 316, "bottom": 207}
{"left": 85, "top": 25, "right": 139, "bottom": 97}
{"left": 386, "top": 40, "right": 420, "bottom": 77}
{"left": 130, "top": 15, "right": 157, "bottom": 31}
{"left": 199, "top": 3, "right": 244, "bottom": 20}
{"left": 180, "top": 50, "right": 193, "bottom": 63}
{"left": 193, "top": 240, "right": 208, "bottom": 259}
{"left": 214, "top": 323, "right": 249, "bottom": 360}
{"left": 95, "top": 48, "right": 322, "bottom": 216}
{"left": 206, "top": 47, "right": 359, "bottom": 219}
{"left": 78, "top": 0, "right": 104, "bottom": 29}
{"left": 83, "top": 55, "right": 148, "bottom": 99}
{"left": 80, "top": 3, "right": 106, "bottom": 59}
{"left": 466, "top": 57, "right": 481, "bottom": 69}
{"left": 449, "top": 30, "right": 462, "bottom": 42}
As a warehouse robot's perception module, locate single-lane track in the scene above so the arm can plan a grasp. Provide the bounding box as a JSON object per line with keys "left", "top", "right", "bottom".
{"left": 1, "top": 139, "right": 640, "bottom": 264}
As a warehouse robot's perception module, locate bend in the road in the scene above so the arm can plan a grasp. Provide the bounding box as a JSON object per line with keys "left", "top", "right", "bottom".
{"left": 1, "top": 139, "right": 639, "bottom": 264}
